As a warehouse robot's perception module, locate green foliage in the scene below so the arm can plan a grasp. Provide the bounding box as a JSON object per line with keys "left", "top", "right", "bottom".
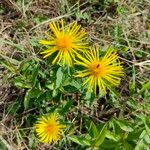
{"left": 69, "top": 117, "right": 150, "bottom": 149}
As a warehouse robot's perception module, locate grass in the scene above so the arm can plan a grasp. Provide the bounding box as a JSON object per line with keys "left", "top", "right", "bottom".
{"left": 0, "top": 0, "right": 150, "bottom": 149}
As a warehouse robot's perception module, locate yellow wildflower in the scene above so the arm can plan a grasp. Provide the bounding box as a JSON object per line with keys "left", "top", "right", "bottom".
{"left": 75, "top": 46, "right": 124, "bottom": 94}
{"left": 35, "top": 113, "right": 65, "bottom": 143}
{"left": 40, "top": 20, "right": 88, "bottom": 66}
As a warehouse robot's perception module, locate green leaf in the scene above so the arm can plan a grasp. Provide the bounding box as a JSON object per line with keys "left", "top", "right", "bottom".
{"left": 70, "top": 80, "right": 81, "bottom": 90}
{"left": 144, "top": 134, "right": 150, "bottom": 144}
{"left": 127, "top": 128, "right": 143, "bottom": 141}
{"left": 139, "top": 81, "right": 150, "bottom": 93}
{"left": 93, "top": 123, "right": 107, "bottom": 147}
{"left": 107, "top": 84, "right": 121, "bottom": 98}
{"left": 88, "top": 121, "right": 99, "bottom": 138}
{"left": 62, "top": 79, "right": 82, "bottom": 92}
{"left": 85, "top": 91, "right": 92, "bottom": 100}
{"left": 129, "top": 66, "right": 136, "bottom": 94}
{"left": 24, "top": 89, "right": 32, "bottom": 110}
{"left": 135, "top": 139, "right": 147, "bottom": 150}
{"left": 45, "top": 81, "right": 54, "bottom": 90}
{"left": 14, "top": 81, "right": 31, "bottom": 89}
{"left": 1, "top": 61, "right": 18, "bottom": 74}
{"left": 13, "top": 76, "right": 31, "bottom": 89}
{"left": 6, "top": 100, "right": 21, "bottom": 115}
{"left": 59, "top": 99, "right": 73, "bottom": 115}
{"left": 56, "top": 67, "right": 63, "bottom": 89}
{"left": 33, "top": 17, "right": 48, "bottom": 24}
{"left": 101, "top": 140, "right": 118, "bottom": 148}
{"left": 123, "top": 141, "right": 133, "bottom": 150}
{"left": 145, "top": 118, "right": 150, "bottom": 136}
{"left": 117, "top": 6, "right": 126, "bottom": 15}
{"left": 52, "top": 89, "right": 58, "bottom": 97}
{"left": 139, "top": 130, "right": 147, "bottom": 139}
{"left": 24, "top": 88, "right": 42, "bottom": 109}
{"left": 69, "top": 135, "right": 90, "bottom": 146}
{"left": 115, "top": 120, "right": 133, "bottom": 132}
{"left": 0, "top": 138, "right": 7, "bottom": 150}
{"left": 31, "top": 64, "right": 39, "bottom": 87}
{"left": 106, "top": 130, "right": 120, "bottom": 141}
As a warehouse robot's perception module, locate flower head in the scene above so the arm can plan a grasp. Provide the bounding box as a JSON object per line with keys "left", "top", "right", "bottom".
{"left": 75, "top": 46, "right": 124, "bottom": 94}
{"left": 35, "top": 113, "right": 65, "bottom": 143}
{"left": 40, "top": 20, "right": 88, "bottom": 66}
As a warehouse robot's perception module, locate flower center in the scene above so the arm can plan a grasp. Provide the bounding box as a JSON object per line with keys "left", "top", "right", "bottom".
{"left": 56, "top": 35, "right": 72, "bottom": 49}
{"left": 89, "top": 61, "right": 106, "bottom": 77}
{"left": 45, "top": 124, "right": 56, "bottom": 133}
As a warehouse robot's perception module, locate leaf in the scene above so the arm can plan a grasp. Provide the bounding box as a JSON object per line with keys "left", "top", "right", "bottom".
{"left": 127, "top": 129, "right": 143, "bottom": 141}
{"left": 117, "top": 6, "right": 126, "bottom": 15}
{"left": 69, "top": 135, "right": 90, "bottom": 146}
{"left": 123, "top": 141, "right": 133, "bottom": 150}
{"left": 59, "top": 99, "right": 73, "bottom": 115}
{"left": 6, "top": 100, "right": 21, "bottom": 115}
{"left": 101, "top": 140, "right": 118, "bottom": 148}
{"left": 70, "top": 80, "right": 81, "bottom": 90}
{"left": 107, "top": 84, "right": 121, "bottom": 98}
{"left": 56, "top": 67, "right": 63, "bottom": 89}
{"left": 115, "top": 120, "right": 133, "bottom": 132}
{"left": 45, "top": 90, "right": 53, "bottom": 101}
{"left": 0, "top": 136, "right": 9, "bottom": 150}
{"left": 129, "top": 66, "right": 136, "bottom": 94}
{"left": 93, "top": 123, "right": 107, "bottom": 147}
{"left": 52, "top": 89, "right": 58, "bottom": 97}
{"left": 24, "top": 88, "right": 42, "bottom": 109}
{"left": 106, "top": 130, "right": 120, "bottom": 141}
{"left": 139, "top": 130, "right": 147, "bottom": 139}
{"left": 85, "top": 91, "right": 92, "bottom": 100}
{"left": 24, "top": 89, "right": 32, "bottom": 110}
{"left": 62, "top": 78, "right": 81, "bottom": 92}
{"left": 88, "top": 121, "right": 99, "bottom": 138}
{"left": 45, "top": 81, "right": 54, "bottom": 90}
{"left": 14, "top": 81, "right": 31, "bottom": 89}
{"left": 33, "top": 17, "right": 47, "bottom": 24}
{"left": 145, "top": 118, "right": 150, "bottom": 136}
{"left": 144, "top": 134, "right": 150, "bottom": 144}
{"left": 31, "top": 64, "right": 39, "bottom": 87}
{"left": 135, "top": 139, "right": 147, "bottom": 150}
{"left": 1, "top": 61, "right": 18, "bottom": 74}
{"left": 13, "top": 76, "right": 31, "bottom": 89}
{"left": 139, "top": 81, "right": 150, "bottom": 93}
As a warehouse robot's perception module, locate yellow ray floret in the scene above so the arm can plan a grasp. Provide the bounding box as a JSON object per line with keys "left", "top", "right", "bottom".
{"left": 75, "top": 46, "right": 124, "bottom": 94}
{"left": 35, "top": 113, "right": 65, "bottom": 143}
{"left": 40, "top": 20, "right": 88, "bottom": 66}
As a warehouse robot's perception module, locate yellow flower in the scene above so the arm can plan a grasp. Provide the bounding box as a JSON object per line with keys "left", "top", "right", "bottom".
{"left": 75, "top": 46, "right": 124, "bottom": 94}
{"left": 40, "top": 20, "right": 88, "bottom": 66}
{"left": 35, "top": 113, "right": 65, "bottom": 143}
